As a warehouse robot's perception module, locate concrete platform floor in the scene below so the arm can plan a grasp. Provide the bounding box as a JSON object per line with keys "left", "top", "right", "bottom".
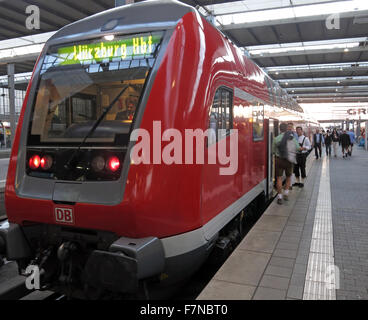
{"left": 198, "top": 147, "right": 368, "bottom": 300}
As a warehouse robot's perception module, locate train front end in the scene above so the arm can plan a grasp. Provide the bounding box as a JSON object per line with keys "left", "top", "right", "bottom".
{"left": 0, "top": 1, "right": 209, "bottom": 298}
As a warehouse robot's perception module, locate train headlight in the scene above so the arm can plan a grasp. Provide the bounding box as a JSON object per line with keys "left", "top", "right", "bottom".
{"left": 91, "top": 156, "right": 106, "bottom": 172}
{"left": 29, "top": 155, "right": 41, "bottom": 170}
{"left": 40, "top": 155, "right": 53, "bottom": 170}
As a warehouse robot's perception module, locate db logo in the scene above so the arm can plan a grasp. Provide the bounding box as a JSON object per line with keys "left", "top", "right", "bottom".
{"left": 54, "top": 207, "right": 74, "bottom": 224}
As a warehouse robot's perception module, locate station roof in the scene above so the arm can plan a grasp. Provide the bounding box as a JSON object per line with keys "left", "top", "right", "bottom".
{"left": 0, "top": 0, "right": 367, "bottom": 105}
{"left": 202, "top": 0, "right": 368, "bottom": 104}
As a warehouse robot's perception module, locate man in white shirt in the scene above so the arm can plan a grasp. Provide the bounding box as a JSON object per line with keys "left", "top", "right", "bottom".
{"left": 293, "top": 126, "right": 311, "bottom": 187}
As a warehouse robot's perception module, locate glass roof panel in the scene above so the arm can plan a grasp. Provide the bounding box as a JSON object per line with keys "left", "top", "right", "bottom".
{"left": 206, "top": 0, "right": 368, "bottom": 26}
{"left": 205, "top": 0, "right": 340, "bottom": 16}
{"left": 0, "top": 72, "right": 32, "bottom": 86}
{"left": 0, "top": 32, "right": 55, "bottom": 50}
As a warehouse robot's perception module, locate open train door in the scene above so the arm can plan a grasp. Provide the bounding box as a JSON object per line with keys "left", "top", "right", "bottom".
{"left": 267, "top": 119, "right": 278, "bottom": 199}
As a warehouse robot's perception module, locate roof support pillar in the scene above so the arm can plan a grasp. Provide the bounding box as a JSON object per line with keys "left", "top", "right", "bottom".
{"left": 356, "top": 118, "right": 361, "bottom": 138}
{"left": 7, "top": 63, "right": 16, "bottom": 147}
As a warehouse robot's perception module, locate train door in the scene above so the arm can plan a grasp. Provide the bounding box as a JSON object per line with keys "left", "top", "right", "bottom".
{"left": 267, "top": 119, "right": 278, "bottom": 199}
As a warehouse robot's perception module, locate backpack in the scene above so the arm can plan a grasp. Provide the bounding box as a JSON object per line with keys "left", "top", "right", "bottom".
{"left": 278, "top": 131, "right": 297, "bottom": 164}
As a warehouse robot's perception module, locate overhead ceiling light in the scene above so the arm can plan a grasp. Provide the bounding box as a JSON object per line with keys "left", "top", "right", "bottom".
{"left": 285, "top": 82, "right": 289, "bottom": 85}
{"left": 344, "top": 48, "right": 349, "bottom": 52}
{"left": 337, "top": 81, "right": 341, "bottom": 84}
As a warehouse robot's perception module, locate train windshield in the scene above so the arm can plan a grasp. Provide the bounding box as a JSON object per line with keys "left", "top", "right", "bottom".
{"left": 28, "top": 31, "right": 163, "bottom": 146}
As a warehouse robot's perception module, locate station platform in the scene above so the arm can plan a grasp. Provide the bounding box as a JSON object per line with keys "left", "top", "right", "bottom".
{"left": 198, "top": 147, "right": 368, "bottom": 300}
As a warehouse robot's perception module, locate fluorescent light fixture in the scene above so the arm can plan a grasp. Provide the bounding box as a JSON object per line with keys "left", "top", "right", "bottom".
{"left": 248, "top": 39, "right": 361, "bottom": 56}
{"left": 265, "top": 61, "right": 368, "bottom": 74}
{"left": 279, "top": 76, "right": 368, "bottom": 84}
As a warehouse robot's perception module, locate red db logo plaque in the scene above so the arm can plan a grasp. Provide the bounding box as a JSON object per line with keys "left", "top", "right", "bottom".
{"left": 54, "top": 207, "right": 74, "bottom": 224}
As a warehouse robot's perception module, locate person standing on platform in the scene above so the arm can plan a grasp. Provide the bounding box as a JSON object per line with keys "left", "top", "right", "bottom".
{"left": 347, "top": 128, "right": 356, "bottom": 156}
{"left": 340, "top": 130, "right": 351, "bottom": 158}
{"left": 293, "top": 126, "right": 311, "bottom": 188}
{"left": 272, "top": 123, "right": 300, "bottom": 205}
{"left": 313, "top": 128, "right": 324, "bottom": 159}
{"left": 332, "top": 128, "right": 339, "bottom": 157}
{"left": 287, "top": 122, "right": 298, "bottom": 189}
{"left": 288, "top": 122, "right": 298, "bottom": 140}
{"left": 324, "top": 130, "right": 332, "bottom": 156}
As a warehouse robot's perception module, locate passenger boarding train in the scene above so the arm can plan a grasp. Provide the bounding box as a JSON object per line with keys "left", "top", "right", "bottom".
{"left": 0, "top": 0, "right": 313, "bottom": 298}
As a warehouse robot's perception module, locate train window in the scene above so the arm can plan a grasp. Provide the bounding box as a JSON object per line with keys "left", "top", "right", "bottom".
{"left": 208, "top": 87, "right": 233, "bottom": 146}
{"left": 252, "top": 103, "right": 264, "bottom": 141}
{"left": 71, "top": 94, "right": 96, "bottom": 123}
{"left": 28, "top": 31, "right": 163, "bottom": 146}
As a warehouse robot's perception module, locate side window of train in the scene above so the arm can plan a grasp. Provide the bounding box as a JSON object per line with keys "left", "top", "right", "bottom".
{"left": 252, "top": 102, "right": 264, "bottom": 141}
{"left": 208, "top": 87, "right": 233, "bottom": 146}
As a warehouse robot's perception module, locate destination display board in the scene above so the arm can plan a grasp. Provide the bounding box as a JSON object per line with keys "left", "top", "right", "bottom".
{"left": 56, "top": 32, "right": 163, "bottom": 65}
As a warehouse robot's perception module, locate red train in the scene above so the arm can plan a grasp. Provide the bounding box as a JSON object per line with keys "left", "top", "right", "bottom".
{"left": 0, "top": 0, "right": 309, "bottom": 298}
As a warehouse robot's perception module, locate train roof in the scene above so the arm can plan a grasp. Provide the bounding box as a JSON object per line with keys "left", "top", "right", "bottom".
{"left": 46, "top": 0, "right": 302, "bottom": 114}
{"left": 48, "top": 0, "right": 195, "bottom": 44}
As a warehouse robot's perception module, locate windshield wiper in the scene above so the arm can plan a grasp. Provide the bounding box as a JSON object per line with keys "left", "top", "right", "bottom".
{"left": 64, "top": 84, "right": 130, "bottom": 170}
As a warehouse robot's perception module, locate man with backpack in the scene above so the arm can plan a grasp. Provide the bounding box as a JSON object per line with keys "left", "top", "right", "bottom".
{"left": 324, "top": 129, "right": 332, "bottom": 156}
{"left": 272, "top": 122, "right": 301, "bottom": 205}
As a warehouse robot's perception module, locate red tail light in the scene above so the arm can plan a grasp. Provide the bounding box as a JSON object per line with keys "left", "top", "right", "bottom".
{"left": 29, "top": 155, "right": 41, "bottom": 170}
{"left": 40, "top": 155, "right": 53, "bottom": 170}
{"left": 107, "top": 156, "right": 120, "bottom": 172}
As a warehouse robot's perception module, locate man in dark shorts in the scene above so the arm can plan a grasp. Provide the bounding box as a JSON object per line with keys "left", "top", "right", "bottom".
{"left": 272, "top": 122, "right": 300, "bottom": 205}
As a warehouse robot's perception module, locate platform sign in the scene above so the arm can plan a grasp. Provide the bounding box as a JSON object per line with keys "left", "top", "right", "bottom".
{"left": 57, "top": 33, "right": 162, "bottom": 65}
